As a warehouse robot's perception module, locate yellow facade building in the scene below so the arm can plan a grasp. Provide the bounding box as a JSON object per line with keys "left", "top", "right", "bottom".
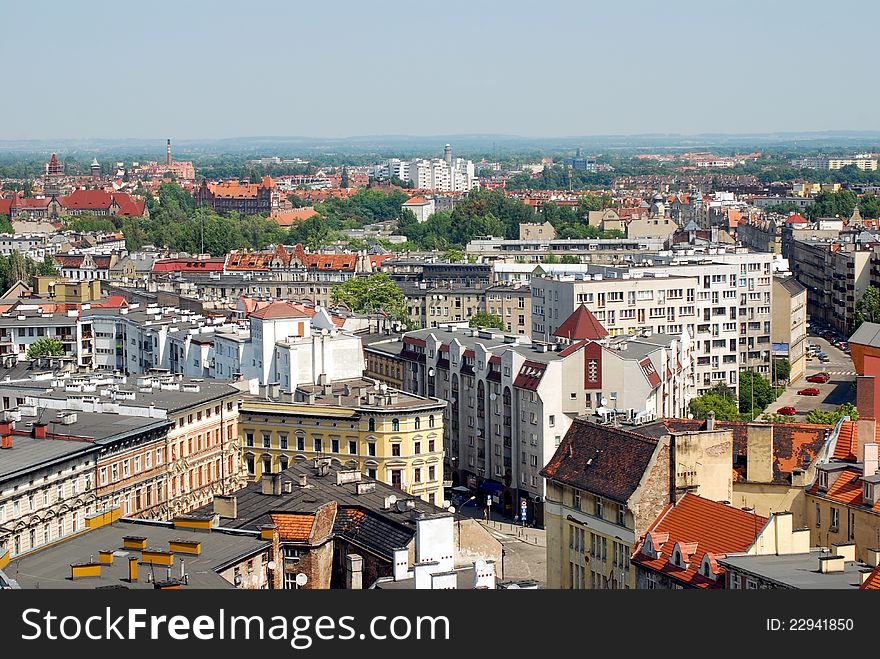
{"left": 240, "top": 377, "right": 447, "bottom": 505}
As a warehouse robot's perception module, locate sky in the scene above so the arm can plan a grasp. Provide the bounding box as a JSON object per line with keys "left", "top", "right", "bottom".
{"left": 2, "top": 0, "right": 879, "bottom": 140}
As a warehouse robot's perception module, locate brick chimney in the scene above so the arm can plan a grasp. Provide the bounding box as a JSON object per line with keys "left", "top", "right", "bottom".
{"left": 857, "top": 375, "right": 880, "bottom": 419}
{"left": 33, "top": 422, "right": 48, "bottom": 439}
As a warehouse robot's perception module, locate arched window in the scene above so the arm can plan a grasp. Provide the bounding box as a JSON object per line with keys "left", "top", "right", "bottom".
{"left": 392, "top": 418, "right": 400, "bottom": 432}
{"left": 414, "top": 417, "right": 421, "bottom": 430}
{"left": 368, "top": 418, "right": 375, "bottom": 432}
{"left": 429, "top": 415, "right": 435, "bottom": 428}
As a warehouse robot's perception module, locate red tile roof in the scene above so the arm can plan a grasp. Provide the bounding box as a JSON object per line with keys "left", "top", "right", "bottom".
{"left": 54, "top": 255, "right": 113, "bottom": 269}
{"left": 271, "top": 207, "right": 318, "bottom": 227}
{"left": 860, "top": 564, "right": 880, "bottom": 590}
{"left": 403, "top": 196, "right": 430, "bottom": 205}
{"left": 833, "top": 420, "right": 859, "bottom": 461}
{"left": 553, "top": 304, "right": 608, "bottom": 341}
{"left": 786, "top": 213, "right": 808, "bottom": 224}
{"left": 633, "top": 493, "right": 767, "bottom": 589}
{"left": 808, "top": 466, "right": 870, "bottom": 508}
{"left": 152, "top": 258, "right": 226, "bottom": 273}
{"left": 249, "top": 301, "right": 310, "bottom": 320}
{"left": 60, "top": 189, "right": 145, "bottom": 216}
{"left": 270, "top": 513, "right": 316, "bottom": 542}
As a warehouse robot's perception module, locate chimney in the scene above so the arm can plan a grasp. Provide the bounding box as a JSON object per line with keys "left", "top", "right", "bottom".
{"left": 272, "top": 473, "right": 283, "bottom": 496}
{"left": 268, "top": 382, "right": 280, "bottom": 399}
{"left": 212, "top": 495, "right": 238, "bottom": 519}
{"left": 0, "top": 434, "right": 11, "bottom": 449}
{"left": 865, "top": 443, "right": 879, "bottom": 478}
{"left": 261, "top": 473, "right": 276, "bottom": 495}
{"left": 346, "top": 554, "right": 363, "bottom": 590}
{"left": 818, "top": 554, "right": 845, "bottom": 573}
{"left": 861, "top": 569, "right": 874, "bottom": 585}
{"left": 832, "top": 542, "right": 856, "bottom": 562}
{"left": 283, "top": 480, "right": 293, "bottom": 494}
{"left": 167, "top": 139, "right": 172, "bottom": 167}
{"left": 33, "top": 422, "right": 48, "bottom": 439}
{"left": 746, "top": 424, "right": 773, "bottom": 484}
{"left": 866, "top": 548, "right": 880, "bottom": 567}
{"left": 791, "top": 468, "right": 806, "bottom": 487}
{"left": 297, "top": 473, "right": 308, "bottom": 487}
{"left": 856, "top": 375, "right": 879, "bottom": 419}
{"left": 706, "top": 410, "right": 715, "bottom": 431}
{"left": 856, "top": 418, "right": 877, "bottom": 463}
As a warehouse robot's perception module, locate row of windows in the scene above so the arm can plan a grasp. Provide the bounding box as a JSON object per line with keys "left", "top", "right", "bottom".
{"left": 243, "top": 432, "right": 438, "bottom": 457}
{"left": 99, "top": 449, "right": 163, "bottom": 486}
{"left": 177, "top": 402, "right": 234, "bottom": 428}
{"left": 0, "top": 474, "right": 92, "bottom": 522}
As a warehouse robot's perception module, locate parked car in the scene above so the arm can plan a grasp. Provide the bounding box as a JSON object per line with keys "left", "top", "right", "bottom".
{"left": 777, "top": 406, "right": 797, "bottom": 416}
{"left": 806, "top": 373, "right": 831, "bottom": 383}
{"left": 798, "top": 387, "right": 821, "bottom": 396}
{"left": 819, "top": 356, "right": 831, "bottom": 363}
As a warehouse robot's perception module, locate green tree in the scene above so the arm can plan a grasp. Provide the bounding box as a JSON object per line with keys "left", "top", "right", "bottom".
{"left": 39, "top": 254, "right": 58, "bottom": 276}
{"left": 578, "top": 194, "right": 611, "bottom": 212}
{"left": 469, "top": 311, "right": 505, "bottom": 330}
{"left": 26, "top": 337, "right": 65, "bottom": 359}
{"left": 542, "top": 253, "right": 559, "bottom": 264}
{"left": 805, "top": 402, "right": 859, "bottom": 425}
{"left": 340, "top": 166, "right": 350, "bottom": 188}
{"left": 560, "top": 255, "right": 580, "bottom": 264}
{"left": 855, "top": 286, "right": 880, "bottom": 329}
{"left": 806, "top": 189, "right": 858, "bottom": 220}
{"left": 859, "top": 193, "right": 880, "bottom": 220}
{"left": 288, "top": 194, "right": 306, "bottom": 208}
{"left": 64, "top": 214, "right": 117, "bottom": 233}
{"left": 0, "top": 215, "right": 12, "bottom": 234}
{"left": 764, "top": 202, "right": 802, "bottom": 215}
{"left": 331, "top": 273, "right": 406, "bottom": 321}
{"left": 738, "top": 370, "right": 777, "bottom": 417}
{"left": 772, "top": 358, "right": 791, "bottom": 384}
{"left": 689, "top": 387, "right": 740, "bottom": 421}
{"left": 444, "top": 248, "right": 466, "bottom": 262}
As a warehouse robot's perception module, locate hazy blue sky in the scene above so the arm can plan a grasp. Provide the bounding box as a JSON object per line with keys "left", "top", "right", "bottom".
{"left": 2, "top": 0, "right": 878, "bottom": 140}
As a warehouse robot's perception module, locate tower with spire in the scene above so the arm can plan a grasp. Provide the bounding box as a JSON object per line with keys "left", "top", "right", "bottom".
{"left": 90, "top": 158, "right": 101, "bottom": 179}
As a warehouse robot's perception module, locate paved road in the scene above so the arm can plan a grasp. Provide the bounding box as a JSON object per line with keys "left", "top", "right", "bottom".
{"left": 772, "top": 335, "right": 855, "bottom": 419}
{"left": 455, "top": 503, "right": 547, "bottom": 586}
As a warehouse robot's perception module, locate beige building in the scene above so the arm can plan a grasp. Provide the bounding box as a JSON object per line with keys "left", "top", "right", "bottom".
{"left": 402, "top": 284, "right": 486, "bottom": 330}
{"left": 239, "top": 378, "right": 447, "bottom": 505}
{"left": 484, "top": 284, "right": 531, "bottom": 336}
{"left": 625, "top": 215, "right": 677, "bottom": 241}
{"left": 541, "top": 416, "right": 734, "bottom": 589}
{"left": 519, "top": 221, "right": 556, "bottom": 241}
{"left": 772, "top": 275, "right": 808, "bottom": 383}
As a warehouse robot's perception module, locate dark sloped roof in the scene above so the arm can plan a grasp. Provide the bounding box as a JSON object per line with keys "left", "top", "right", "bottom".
{"left": 541, "top": 419, "right": 660, "bottom": 503}
{"left": 775, "top": 275, "right": 806, "bottom": 297}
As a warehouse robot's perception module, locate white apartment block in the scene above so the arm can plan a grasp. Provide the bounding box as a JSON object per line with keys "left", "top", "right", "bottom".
{"left": 375, "top": 156, "right": 477, "bottom": 192}
{"left": 532, "top": 256, "right": 774, "bottom": 396}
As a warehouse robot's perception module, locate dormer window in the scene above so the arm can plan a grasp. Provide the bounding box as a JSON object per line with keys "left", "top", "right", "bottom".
{"left": 818, "top": 471, "right": 828, "bottom": 490}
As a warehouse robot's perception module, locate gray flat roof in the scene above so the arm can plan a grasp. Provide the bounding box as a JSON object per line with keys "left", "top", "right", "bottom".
{"left": 0, "top": 379, "right": 239, "bottom": 415}
{"left": 719, "top": 551, "right": 870, "bottom": 589}
{"left": 0, "top": 410, "right": 172, "bottom": 481}
{"left": 404, "top": 327, "right": 571, "bottom": 361}
{"left": 849, "top": 321, "right": 880, "bottom": 347}
{"left": 8, "top": 519, "right": 269, "bottom": 589}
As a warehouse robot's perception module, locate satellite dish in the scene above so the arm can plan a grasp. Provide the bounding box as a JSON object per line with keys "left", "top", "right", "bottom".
{"left": 490, "top": 393, "right": 497, "bottom": 401}
{"left": 447, "top": 506, "right": 456, "bottom": 513}
{"left": 295, "top": 573, "right": 308, "bottom": 587}
{"left": 600, "top": 397, "right": 608, "bottom": 407}
{"left": 267, "top": 561, "right": 276, "bottom": 570}
{"left": 428, "top": 368, "right": 435, "bottom": 376}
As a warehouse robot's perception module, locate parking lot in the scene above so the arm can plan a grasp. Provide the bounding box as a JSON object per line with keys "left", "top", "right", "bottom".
{"left": 771, "top": 330, "right": 855, "bottom": 420}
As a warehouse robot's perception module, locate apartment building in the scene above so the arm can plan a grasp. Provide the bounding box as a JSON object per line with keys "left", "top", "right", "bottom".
{"left": 212, "top": 301, "right": 364, "bottom": 389}
{"left": 541, "top": 418, "right": 733, "bottom": 589}
{"left": 0, "top": 407, "right": 169, "bottom": 560}
{"left": 0, "top": 373, "right": 244, "bottom": 520}
{"left": 772, "top": 275, "right": 808, "bottom": 383}
{"left": 0, "top": 308, "right": 82, "bottom": 365}
{"left": 789, "top": 238, "right": 872, "bottom": 335}
{"left": 239, "top": 377, "right": 446, "bottom": 505}
{"left": 484, "top": 284, "right": 531, "bottom": 336}
{"left": 402, "top": 283, "right": 486, "bottom": 330}
{"left": 532, "top": 255, "right": 774, "bottom": 394}
{"left": 466, "top": 236, "right": 665, "bottom": 264}
{"left": 365, "top": 316, "right": 691, "bottom": 525}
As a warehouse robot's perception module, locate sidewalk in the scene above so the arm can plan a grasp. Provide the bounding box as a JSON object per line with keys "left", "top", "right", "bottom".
{"left": 480, "top": 518, "right": 546, "bottom": 548}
